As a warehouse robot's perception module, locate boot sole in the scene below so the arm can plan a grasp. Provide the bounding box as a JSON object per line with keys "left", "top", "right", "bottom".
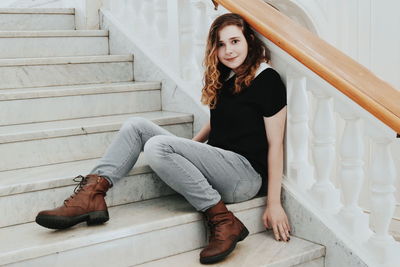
{"left": 35, "top": 210, "right": 109, "bottom": 230}
{"left": 200, "top": 226, "right": 249, "bottom": 264}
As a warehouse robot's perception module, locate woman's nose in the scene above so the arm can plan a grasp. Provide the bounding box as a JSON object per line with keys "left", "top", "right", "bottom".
{"left": 225, "top": 45, "right": 233, "bottom": 55}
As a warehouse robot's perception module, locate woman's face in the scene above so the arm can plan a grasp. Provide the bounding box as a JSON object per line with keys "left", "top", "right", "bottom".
{"left": 217, "top": 25, "right": 248, "bottom": 73}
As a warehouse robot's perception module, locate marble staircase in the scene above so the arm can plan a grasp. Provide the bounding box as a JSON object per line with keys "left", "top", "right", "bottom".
{"left": 0, "top": 7, "right": 325, "bottom": 267}
{"left": 0, "top": 8, "right": 75, "bottom": 30}
{"left": 0, "top": 30, "right": 109, "bottom": 59}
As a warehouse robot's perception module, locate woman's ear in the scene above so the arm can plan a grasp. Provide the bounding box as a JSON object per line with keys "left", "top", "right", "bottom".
{"left": 250, "top": 34, "right": 255, "bottom": 41}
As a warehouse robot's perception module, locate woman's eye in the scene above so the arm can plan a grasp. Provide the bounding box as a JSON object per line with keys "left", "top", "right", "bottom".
{"left": 218, "top": 43, "right": 224, "bottom": 47}
{"left": 232, "top": 39, "right": 239, "bottom": 44}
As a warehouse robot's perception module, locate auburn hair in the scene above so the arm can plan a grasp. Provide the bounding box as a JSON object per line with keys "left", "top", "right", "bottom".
{"left": 201, "top": 13, "right": 271, "bottom": 109}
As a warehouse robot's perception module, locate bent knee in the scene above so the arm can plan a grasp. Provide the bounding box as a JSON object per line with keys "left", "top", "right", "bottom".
{"left": 121, "top": 117, "right": 151, "bottom": 131}
{"left": 144, "top": 135, "right": 175, "bottom": 158}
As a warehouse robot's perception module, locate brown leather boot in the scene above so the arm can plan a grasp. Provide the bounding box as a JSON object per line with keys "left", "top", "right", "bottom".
{"left": 199, "top": 200, "right": 249, "bottom": 264}
{"left": 35, "top": 174, "right": 111, "bottom": 229}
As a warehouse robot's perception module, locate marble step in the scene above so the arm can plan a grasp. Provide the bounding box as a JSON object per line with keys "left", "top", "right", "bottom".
{"left": 0, "top": 111, "right": 193, "bottom": 172}
{"left": 0, "top": 8, "right": 75, "bottom": 31}
{"left": 0, "top": 154, "right": 175, "bottom": 228}
{"left": 0, "top": 195, "right": 270, "bottom": 266}
{"left": 0, "top": 55, "right": 133, "bottom": 89}
{"left": 0, "top": 30, "right": 109, "bottom": 59}
{"left": 0, "top": 81, "right": 161, "bottom": 125}
{"left": 137, "top": 232, "right": 325, "bottom": 267}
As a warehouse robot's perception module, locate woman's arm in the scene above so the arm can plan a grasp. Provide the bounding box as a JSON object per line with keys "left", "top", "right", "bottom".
{"left": 192, "top": 121, "right": 211, "bottom": 143}
{"left": 262, "top": 106, "right": 291, "bottom": 242}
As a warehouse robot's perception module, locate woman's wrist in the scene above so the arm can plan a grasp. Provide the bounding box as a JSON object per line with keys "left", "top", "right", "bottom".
{"left": 266, "top": 199, "right": 282, "bottom": 206}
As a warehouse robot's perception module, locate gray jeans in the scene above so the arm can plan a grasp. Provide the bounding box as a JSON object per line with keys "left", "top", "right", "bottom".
{"left": 91, "top": 117, "right": 262, "bottom": 211}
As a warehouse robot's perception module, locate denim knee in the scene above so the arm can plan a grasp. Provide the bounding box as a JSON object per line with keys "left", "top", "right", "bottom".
{"left": 121, "top": 117, "right": 150, "bottom": 133}
{"left": 143, "top": 135, "right": 174, "bottom": 163}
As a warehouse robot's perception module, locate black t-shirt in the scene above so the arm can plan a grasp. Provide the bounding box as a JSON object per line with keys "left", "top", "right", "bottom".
{"left": 207, "top": 67, "right": 287, "bottom": 194}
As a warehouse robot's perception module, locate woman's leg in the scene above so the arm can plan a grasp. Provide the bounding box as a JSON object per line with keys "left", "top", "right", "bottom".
{"left": 143, "top": 135, "right": 261, "bottom": 263}
{"left": 144, "top": 135, "right": 262, "bottom": 211}
{"left": 91, "top": 117, "right": 173, "bottom": 185}
{"left": 36, "top": 117, "right": 173, "bottom": 229}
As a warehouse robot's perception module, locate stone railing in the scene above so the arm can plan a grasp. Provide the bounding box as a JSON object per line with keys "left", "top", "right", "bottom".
{"left": 280, "top": 47, "right": 399, "bottom": 266}
{"left": 87, "top": 0, "right": 400, "bottom": 266}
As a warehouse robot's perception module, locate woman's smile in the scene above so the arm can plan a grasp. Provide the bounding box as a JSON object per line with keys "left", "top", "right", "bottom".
{"left": 225, "top": 56, "right": 238, "bottom": 62}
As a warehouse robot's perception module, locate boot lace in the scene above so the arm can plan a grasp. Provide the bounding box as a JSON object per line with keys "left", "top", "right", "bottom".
{"left": 64, "top": 175, "right": 88, "bottom": 205}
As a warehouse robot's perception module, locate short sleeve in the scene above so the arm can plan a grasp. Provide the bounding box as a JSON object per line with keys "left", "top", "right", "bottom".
{"left": 253, "top": 68, "right": 287, "bottom": 117}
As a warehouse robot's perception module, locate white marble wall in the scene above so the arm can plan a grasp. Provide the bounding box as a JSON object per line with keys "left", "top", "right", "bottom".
{"left": 286, "top": 0, "right": 400, "bottom": 91}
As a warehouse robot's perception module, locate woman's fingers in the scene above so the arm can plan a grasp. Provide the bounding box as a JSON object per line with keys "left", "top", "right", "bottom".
{"left": 272, "top": 225, "right": 280, "bottom": 241}
{"left": 285, "top": 220, "right": 291, "bottom": 236}
{"left": 270, "top": 221, "right": 290, "bottom": 242}
{"left": 263, "top": 214, "right": 270, "bottom": 229}
{"left": 282, "top": 220, "right": 290, "bottom": 239}
{"left": 286, "top": 219, "right": 291, "bottom": 233}
{"left": 278, "top": 223, "right": 288, "bottom": 242}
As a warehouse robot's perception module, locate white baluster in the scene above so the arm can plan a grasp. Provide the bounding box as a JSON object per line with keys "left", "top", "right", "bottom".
{"left": 287, "top": 74, "right": 313, "bottom": 189}
{"left": 154, "top": 0, "right": 168, "bottom": 56}
{"left": 336, "top": 104, "right": 372, "bottom": 241}
{"left": 367, "top": 132, "right": 400, "bottom": 264}
{"left": 310, "top": 91, "right": 341, "bottom": 212}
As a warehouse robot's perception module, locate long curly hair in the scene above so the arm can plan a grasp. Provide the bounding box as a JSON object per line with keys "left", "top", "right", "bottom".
{"left": 201, "top": 13, "right": 271, "bottom": 109}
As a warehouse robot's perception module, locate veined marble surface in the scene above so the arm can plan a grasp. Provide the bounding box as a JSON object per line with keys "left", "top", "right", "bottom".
{"left": 137, "top": 231, "right": 325, "bottom": 267}
{"left": 295, "top": 257, "right": 325, "bottom": 267}
{"left": 282, "top": 183, "right": 368, "bottom": 267}
{"left": 0, "top": 195, "right": 266, "bottom": 266}
{"left": 0, "top": 8, "right": 75, "bottom": 14}
{"left": 0, "top": 111, "right": 193, "bottom": 142}
{"left": 0, "top": 30, "right": 108, "bottom": 37}
{"left": 0, "top": 55, "right": 132, "bottom": 66}
{"left": 0, "top": 89, "right": 161, "bottom": 125}
{"left": 0, "top": 30, "right": 109, "bottom": 58}
{"left": 0, "top": 154, "right": 148, "bottom": 196}
{"left": 0, "top": 60, "right": 133, "bottom": 89}
{"left": 0, "top": 113, "right": 193, "bottom": 171}
{"left": 0, "top": 171, "right": 176, "bottom": 227}
{"left": 0, "top": 81, "right": 160, "bottom": 101}
{"left": 0, "top": 13, "right": 74, "bottom": 30}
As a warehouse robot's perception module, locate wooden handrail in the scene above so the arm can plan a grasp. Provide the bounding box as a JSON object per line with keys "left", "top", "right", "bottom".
{"left": 213, "top": 0, "right": 400, "bottom": 134}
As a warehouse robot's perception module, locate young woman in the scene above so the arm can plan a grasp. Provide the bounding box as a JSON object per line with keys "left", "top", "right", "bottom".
{"left": 36, "top": 13, "right": 290, "bottom": 264}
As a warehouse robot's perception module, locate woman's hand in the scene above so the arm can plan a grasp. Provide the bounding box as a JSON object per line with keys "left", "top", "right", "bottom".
{"left": 263, "top": 203, "right": 291, "bottom": 242}
{"left": 192, "top": 121, "right": 211, "bottom": 143}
